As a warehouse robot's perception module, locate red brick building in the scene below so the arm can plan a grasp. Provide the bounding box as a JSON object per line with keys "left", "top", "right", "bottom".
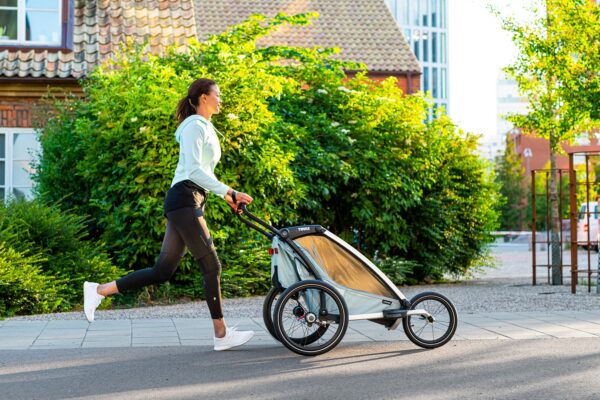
{"left": 510, "top": 129, "right": 600, "bottom": 177}
{"left": 0, "top": 0, "right": 421, "bottom": 200}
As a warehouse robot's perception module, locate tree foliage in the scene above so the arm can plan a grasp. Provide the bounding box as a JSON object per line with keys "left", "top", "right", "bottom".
{"left": 495, "top": 135, "right": 527, "bottom": 231}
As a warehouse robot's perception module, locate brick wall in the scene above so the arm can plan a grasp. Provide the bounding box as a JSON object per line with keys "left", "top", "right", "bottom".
{"left": 0, "top": 98, "right": 36, "bottom": 128}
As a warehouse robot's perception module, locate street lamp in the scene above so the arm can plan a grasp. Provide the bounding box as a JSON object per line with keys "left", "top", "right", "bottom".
{"left": 524, "top": 147, "right": 533, "bottom": 174}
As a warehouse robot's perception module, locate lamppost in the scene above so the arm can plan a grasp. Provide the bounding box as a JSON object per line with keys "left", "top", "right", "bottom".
{"left": 523, "top": 147, "right": 533, "bottom": 175}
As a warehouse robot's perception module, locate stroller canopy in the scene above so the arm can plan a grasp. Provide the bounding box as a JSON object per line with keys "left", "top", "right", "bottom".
{"left": 294, "top": 235, "right": 395, "bottom": 299}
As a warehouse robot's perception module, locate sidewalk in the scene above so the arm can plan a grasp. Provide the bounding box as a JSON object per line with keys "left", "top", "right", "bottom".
{"left": 3, "top": 310, "right": 600, "bottom": 350}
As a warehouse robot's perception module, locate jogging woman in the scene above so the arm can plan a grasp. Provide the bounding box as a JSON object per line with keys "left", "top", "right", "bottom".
{"left": 83, "top": 78, "right": 255, "bottom": 351}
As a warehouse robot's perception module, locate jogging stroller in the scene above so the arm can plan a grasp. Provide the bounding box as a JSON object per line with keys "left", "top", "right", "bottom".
{"left": 237, "top": 204, "right": 458, "bottom": 356}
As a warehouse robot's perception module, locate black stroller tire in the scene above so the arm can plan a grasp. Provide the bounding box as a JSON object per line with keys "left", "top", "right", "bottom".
{"left": 263, "top": 287, "right": 282, "bottom": 341}
{"left": 274, "top": 280, "right": 349, "bottom": 356}
{"left": 402, "top": 291, "right": 458, "bottom": 349}
{"left": 264, "top": 286, "right": 329, "bottom": 346}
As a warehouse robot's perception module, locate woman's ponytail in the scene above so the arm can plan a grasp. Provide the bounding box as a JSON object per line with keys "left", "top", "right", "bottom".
{"left": 176, "top": 78, "right": 217, "bottom": 125}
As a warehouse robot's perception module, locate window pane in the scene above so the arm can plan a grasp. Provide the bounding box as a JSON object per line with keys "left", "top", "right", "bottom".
{"left": 432, "top": 67, "right": 438, "bottom": 98}
{"left": 432, "top": 32, "right": 437, "bottom": 62}
{"left": 0, "top": 188, "right": 4, "bottom": 201}
{"left": 422, "top": 31, "right": 428, "bottom": 62}
{"left": 403, "top": 28, "right": 410, "bottom": 43}
{"left": 423, "top": 67, "right": 429, "bottom": 93}
{"left": 26, "top": 10, "right": 60, "bottom": 43}
{"left": 441, "top": 68, "right": 447, "bottom": 99}
{"left": 13, "top": 133, "right": 38, "bottom": 160}
{"left": 13, "top": 160, "right": 34, "bottom": 187}
{"left": 440, "top": 33, "right": 446, "bottom": 63}
{"left": 401, "top": 0, "right": 409, "bottom": 25}
{"left": 0, "top": 133, "right": 4, "bottom": 158}
{"left": 0, "top": 161, "right": 4, "bottom": 185}
{"left": 412, "top": 31, "right": 420, "bottom": 58}
{"left": 440, "top": 0, "right": 446, "bottom": 28}
{"left": 421, "top": 0, "right": 428, "bottom": 26}
{"left": 411, "top": 0, "right": 419, "bottom": 25}
{"left": 0, "top": 9, "right": 18, "bottom": 40}
{"left": 430, "top": 0, "right": 437, "bottom": 27}
{"left": 26, "top": 0, "right": 58, "bottom": 9}
{"left": 13, "top": 187, "right": 33, "bottom": 200}
{"left": 0, "top": 0, "right": 17, "bottom": 7}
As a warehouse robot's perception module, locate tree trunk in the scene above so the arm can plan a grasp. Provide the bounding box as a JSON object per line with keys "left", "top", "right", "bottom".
{"left": 549, "top": 139, "right": 562, "bottom": 285}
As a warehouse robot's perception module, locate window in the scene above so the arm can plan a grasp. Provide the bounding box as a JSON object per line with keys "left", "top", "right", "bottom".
{"left": 0, "top": 128, "right": 40, "bottom": 201}
{"left": 422, "top": 31, "right": 429, "bottom": 62}
{"left": 0, "top": 0, "right": 62, "bottom": 46}
{"left": 412, "top": 30, "right": 420, "bottom": 58}
{"left": 430, "top": 0, "right": 438, "bottom": 27}
{"left": 421, "top": 0, "right": 428, "bottom": 26}
{"left": 432, "top": 31, "right": 437, "bottom": 62}
{"left": 432, "top": 67, "right": 438, "bottom": 98}
{"left": 441, "top": 68, "right": 447, "bottom": 99}
{"left": 423, "top": 67, "right": 429, "bottom": 94}
{"left": 440, "top": 32, "right": 446, "bottom": 63}
{"left": 410, "top": 0, "right": 419, "bottom": 25}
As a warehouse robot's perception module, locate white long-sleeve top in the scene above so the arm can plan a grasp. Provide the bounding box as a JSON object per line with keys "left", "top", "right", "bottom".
{"left": 170, "top": 115, "right": 230, "bottom": 198}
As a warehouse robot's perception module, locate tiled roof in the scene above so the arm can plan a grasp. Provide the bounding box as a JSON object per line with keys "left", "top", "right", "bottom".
{"left": 194, "top": 0, "right": 421, "bottom": 74}
{"left": 0, "top": 0, "right": 197, "bottom": 79}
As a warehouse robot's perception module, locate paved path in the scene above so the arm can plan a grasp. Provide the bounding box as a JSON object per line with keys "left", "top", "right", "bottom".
{"left": 3, "top": 310, "right": 600, "bottom": 350}
{"left": 3, "top": 339, "right": 600, "bottom": 400}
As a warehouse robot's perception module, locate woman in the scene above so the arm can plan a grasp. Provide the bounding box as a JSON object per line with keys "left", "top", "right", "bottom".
{"left": 83, "top": 78, "right": 255, "bottom": 351}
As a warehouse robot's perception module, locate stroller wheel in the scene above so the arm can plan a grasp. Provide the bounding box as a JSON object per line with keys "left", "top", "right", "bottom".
{"left": 402, "top": 291, "right": 458, "bottom": 349}
{"left": 274, "top": 280, "right": 348, "bottom": 356}
{"left": 262, "top": 287, "right": 282, "bottom": 341}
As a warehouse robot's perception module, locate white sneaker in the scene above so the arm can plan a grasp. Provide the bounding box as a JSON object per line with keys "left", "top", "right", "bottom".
{"left": 83, "top": 281, "right": 105, "bottom": 322}
{"left": 214, "top": 326, "right": 255, "bottom": 351}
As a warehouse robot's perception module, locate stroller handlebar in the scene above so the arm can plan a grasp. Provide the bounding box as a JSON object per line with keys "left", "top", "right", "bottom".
{"left": 236, "top": 203, "right": 280, "bottom": 239}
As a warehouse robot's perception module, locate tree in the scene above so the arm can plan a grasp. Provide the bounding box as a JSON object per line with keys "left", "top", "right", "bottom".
{"left": 495, "top": 135, "right": 527, "bottom": 231}
{"left": 494, "top": 0, "right": 600, "bottom": 284}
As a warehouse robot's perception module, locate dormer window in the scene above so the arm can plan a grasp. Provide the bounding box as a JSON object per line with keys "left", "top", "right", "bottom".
{"left": 0, "top": 0, "right": 62, "bottom": 46}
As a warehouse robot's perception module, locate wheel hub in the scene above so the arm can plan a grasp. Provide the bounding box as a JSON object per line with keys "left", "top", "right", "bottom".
{"left": 292, "top": 306, "right": 305, "bottom": 318}
{"left": 305, "top": 313, "right": 317, "bottom": 324}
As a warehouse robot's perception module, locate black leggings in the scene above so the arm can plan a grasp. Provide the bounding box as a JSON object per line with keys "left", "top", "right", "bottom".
{"left": 115, "top": 207, "right": 223, "bottom": 319}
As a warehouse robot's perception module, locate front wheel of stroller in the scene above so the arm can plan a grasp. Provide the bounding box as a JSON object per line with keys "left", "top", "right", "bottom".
{"left": 274, "top": 280, "right": 349, "bottom": 356}
{"left": 402, "top": 292, "right": 458, "bottom": 349}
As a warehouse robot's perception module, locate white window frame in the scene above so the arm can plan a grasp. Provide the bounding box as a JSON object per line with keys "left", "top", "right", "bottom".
{"left": 0, "top": 128, "right": 39, "bottom": 202}
{"left": 0, "top": 0, "right": 62, "bottom": 46}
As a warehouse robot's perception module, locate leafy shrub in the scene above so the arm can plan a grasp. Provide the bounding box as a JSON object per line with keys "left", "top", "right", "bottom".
{"left": 0, "top": 199, "right": 127, "bottom": 310}
{"left": 34, "top": 13, "right": 499, "bottom": 293}
{"left": 375, "top": 257, "right": 418, "bottom": 286}
{"left": 0, "top": 243, "right": 62, "bottom": 317}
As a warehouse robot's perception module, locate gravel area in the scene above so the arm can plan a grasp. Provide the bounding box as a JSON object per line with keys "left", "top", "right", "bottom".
{"left": 6, "top": 244, "right": 600, "bottom": 321}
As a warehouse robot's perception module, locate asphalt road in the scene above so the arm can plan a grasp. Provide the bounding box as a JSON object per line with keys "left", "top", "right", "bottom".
{"left": 2, "top": 339, "right": 600, "bottom": 400}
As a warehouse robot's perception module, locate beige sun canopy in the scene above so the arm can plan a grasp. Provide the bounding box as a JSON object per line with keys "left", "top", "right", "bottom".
{"left": 294, "top": 235, "right": 394, "bottom": 298}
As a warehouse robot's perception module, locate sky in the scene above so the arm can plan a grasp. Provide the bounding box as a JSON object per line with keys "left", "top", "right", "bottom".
{"left": 447, "top": 0, "right": 532, "bottom": 143}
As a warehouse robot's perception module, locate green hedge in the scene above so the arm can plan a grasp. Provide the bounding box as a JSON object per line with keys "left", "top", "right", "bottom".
{"left": 0, "top": 199, "right": 127, "bottom": 315}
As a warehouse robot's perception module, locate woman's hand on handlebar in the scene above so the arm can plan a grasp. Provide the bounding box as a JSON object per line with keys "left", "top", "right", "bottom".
{"left": 225, "top": 189, "right": 253, "bottom": 214}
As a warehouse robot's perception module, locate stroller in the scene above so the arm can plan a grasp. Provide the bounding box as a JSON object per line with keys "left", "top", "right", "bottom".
{"left": 237, "top": 204, "right": 458, "bottom": 356}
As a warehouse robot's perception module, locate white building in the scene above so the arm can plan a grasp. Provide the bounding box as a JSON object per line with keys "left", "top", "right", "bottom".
{"left": 386, "top": 0, "right": 449, "bottom": 114}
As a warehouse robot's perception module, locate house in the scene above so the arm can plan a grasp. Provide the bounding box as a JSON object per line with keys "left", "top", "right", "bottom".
{"left": 0, "top": 0, "right": 420, "bottom": 201}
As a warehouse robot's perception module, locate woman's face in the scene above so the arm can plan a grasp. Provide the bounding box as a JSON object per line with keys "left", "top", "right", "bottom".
{"left": 201, "top": 85, "right": 221, "bottom": 115}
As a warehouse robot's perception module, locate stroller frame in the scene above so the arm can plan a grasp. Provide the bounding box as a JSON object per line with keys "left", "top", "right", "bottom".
{"left": 237, "top": 204, "right": 457, "bottom": 356}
